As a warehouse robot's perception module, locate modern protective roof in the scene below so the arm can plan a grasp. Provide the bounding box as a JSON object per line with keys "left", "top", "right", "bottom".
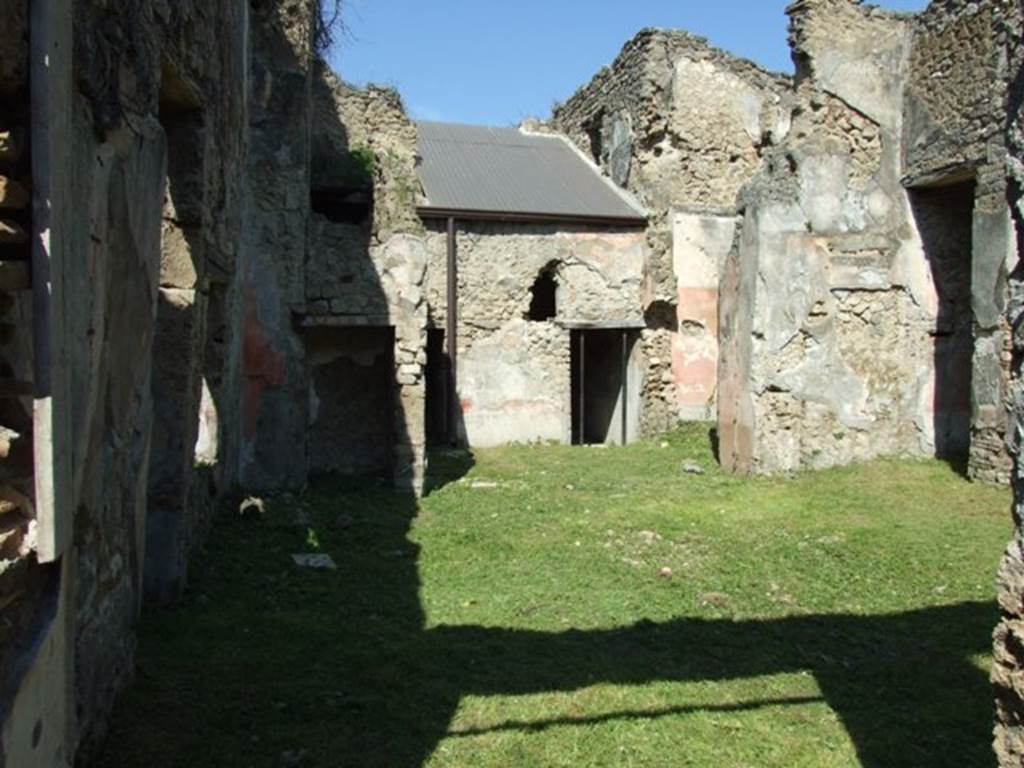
{"left": 416, "top": 121, "right": 647, "bottom": 225}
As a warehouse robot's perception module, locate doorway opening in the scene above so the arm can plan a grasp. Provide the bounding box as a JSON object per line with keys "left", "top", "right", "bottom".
{"left": 908, "top": 179, "right": 975, "bottom": 470}
{"left": 306, "top": 326, "right": 396, "bottom": 478}
{"left": 425, "top": 328, "right": 450, "bottom": 446}
{"left": 571, "top": 328, "right": 639, "bottom": 446}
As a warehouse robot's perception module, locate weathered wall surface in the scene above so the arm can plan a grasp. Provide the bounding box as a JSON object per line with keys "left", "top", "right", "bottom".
{"left": 3, "top": 0, "right": 253, "bottom": 763}
{"left": 423, "top": 221, "right": 645, "bottom": 447}
{"left": 236, "top": 0, "right": 315, "bottom": 492}
{"left": 554, "top": 30, "right": 789, "bottom": 220}
{"left": 458, "top": 319, "right": 572, "bottom": 446}
{"left": 143, "top": 0, "right": 251, "bottom": 604}
{"left": 907, "top": 0, "right": 1016, "bottom": 483}
{"left": 311, "top": 70, "right": 422, "bottom": 241}
{"left": 719, "top": 0, "right": 932, "bottom": 474}
{"left": 993, "top": 0, "right": 1024, "bottom": 762}
{"left": 305, "top": 71, "right": 427, "bottom": 490}
{"left": 668, "top": 210, "right": 738, "bottom": 421}
{"left": 0, "top": 2, "right": 74, "bottom": 765}
{"left": 719, "top": 0, "right": 1016, "bottom": 481}
{"left": 553, "top": 30, "right": 789, "bottom": 431}
{"left": 69, "top": 0, "right": 251, "bottom": 754}
{"left": 306, "top": 327, "right": 396, "bottom": 477}
{"left": 3, "top": 0, "right": 431, "bottom": 763}
{"left": 905, "top": 0, "right": 1003, "bottom": 182}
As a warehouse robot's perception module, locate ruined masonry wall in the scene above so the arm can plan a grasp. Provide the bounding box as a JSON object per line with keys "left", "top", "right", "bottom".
{"left": 993, "top": 2, "right": 1024, "bottom": 764}
{"left": 905, "top": 1, "right": 1003, "bottom": 180}
{"left": 236, "top": 0, "right": 317, "bottom": 492}
{"left": 719, "top": 0, "right": 1017, "bottom": 483}
{"left": 553, "top": 30, "right": 790, "bottom": 432}
{"left": 306, "top": 70, "right": 427, "bottom": 490}
{"left": 3, "top": 0, "right": 256, "bottom": 762}
{"left": 424, "top": 221, "right": 645, "bottom": 447}
{"left": 718, "top": 0, "right": 937, "bottom": 474}
{"left": 0, "top": 2, "right": 67, "bottom": 765}
{"left": 907, "top": 0, "right": 1016, "bottom": 484}
{"left": 70, "top": 0, "right": 251, "bottom": 756}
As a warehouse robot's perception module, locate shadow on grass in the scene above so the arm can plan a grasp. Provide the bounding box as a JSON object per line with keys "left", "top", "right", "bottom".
{"left": 99, "top": 475, "right": 997, "bottom": 768}
{"left": 422, "top": 447, "right": 476, "bottom": 496}
{"left": 941, "top": 450, "right": 971, "bottom": 480}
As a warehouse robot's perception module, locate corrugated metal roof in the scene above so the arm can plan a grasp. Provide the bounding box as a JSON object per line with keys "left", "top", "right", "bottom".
{"left": 416, "top": 121, "right": 646, "bottom": 223}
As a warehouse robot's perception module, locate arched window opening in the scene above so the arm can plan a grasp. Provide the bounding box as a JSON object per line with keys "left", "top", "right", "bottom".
{"left": 644, "top": 300, "right": 679, "bottom": 332}
{"left": 528, "top": 266, "right": 558, "bottom": 322}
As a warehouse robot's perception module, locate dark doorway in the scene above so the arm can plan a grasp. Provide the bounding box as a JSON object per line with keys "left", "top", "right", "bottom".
{"left": 908, "top": 180, "right": 975, "bottom": 469}
{"left": 425, "top": 328, "right": 449, "bottom": 446}
{"left": 306, "top": 326, "right": 396, "bottom": 478}
{"left": 571, "top": 329, "right": 638, "bottom": 445}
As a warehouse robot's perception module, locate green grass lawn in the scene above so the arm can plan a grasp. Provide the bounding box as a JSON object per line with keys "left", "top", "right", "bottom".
{"left": 99, "top": 426, "right": 1011, "bottom": 767}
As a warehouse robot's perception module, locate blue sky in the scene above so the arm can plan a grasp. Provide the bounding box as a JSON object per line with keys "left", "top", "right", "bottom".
{"left": 327, "top": 0, "right": 929, "bottom": 126}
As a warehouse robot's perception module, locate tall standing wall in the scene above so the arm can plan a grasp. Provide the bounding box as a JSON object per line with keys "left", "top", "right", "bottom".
{"left": 993, "top": 0, "right": 1024, "bottom": 762}
{"left": 553, "top": 30, "right": 790, "bottom": 433}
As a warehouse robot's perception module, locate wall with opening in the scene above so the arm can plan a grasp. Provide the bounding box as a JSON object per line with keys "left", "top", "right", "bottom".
{"left": 908, "top": 181, "right": 975, "bottom": 464}
{"left": 306, "top": 327, "right": 396, "bottom": 477}
{"left": 423, "top": 221, "right": 646, "bottom": 448}
{"left": 310, "top": 187, "right": 373, "bottom": 226}
{"left": 425, "top": 328, "right": 450, "bottom": 446}
{"left": 527, "top": 265, "right": 558, "bottom": 322}
{"left": 571, "top": 329, "right": 642, "bottom": 445}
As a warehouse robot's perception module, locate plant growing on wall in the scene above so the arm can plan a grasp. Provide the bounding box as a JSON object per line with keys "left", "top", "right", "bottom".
{"left": 338, "top": 146, "right": 376, "bottom": 189}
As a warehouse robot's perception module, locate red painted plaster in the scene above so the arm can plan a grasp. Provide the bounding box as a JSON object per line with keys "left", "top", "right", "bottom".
{"left": 241, "top": 281, "right": 286, "bottom": 439}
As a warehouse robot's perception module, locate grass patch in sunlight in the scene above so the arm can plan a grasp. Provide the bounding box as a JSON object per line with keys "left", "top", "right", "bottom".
{"left": 99, "top": 425, "right": 1009, "bottom": 767}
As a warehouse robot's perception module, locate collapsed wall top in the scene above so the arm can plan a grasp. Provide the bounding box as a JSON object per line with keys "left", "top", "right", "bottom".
{"left": 416, "top": 121, "right": 647, "bottom": 225}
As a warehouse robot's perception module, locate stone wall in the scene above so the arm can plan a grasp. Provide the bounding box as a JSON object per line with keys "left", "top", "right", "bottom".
{"left": 236, "top": 0, "right": 316, "bottom": 492}
{"left": 718, "top": 0, "right": 1017, "bottom": 480}
{"left": 305, "top": 69, "right": 427, "bottom": 490}
{"left": 70, "top": 0, "right": 251, "bottom": 755}
{"left": 423, "top": 220, "right": 645, "bottom": 447}
{"left": 306, "top": 327, "right": 396, "bottom": 477}
{"left": 906, "top": 0, "right": 1016, "bottom": 483}
{"left": 993, "top": 0, "right": 1024, "bottom": 762}
{"left": 4, "top": 0, "right": 423, "bottom": 759}
{"left": 0, "top": 2, "right": 72, "bottom": 766}
{"left": 553, "top": 30, "right": 789, "bottom": 430}
{"left": 2, "top": 0, "right": 272, "bottom": 763}
{"left": 905, "top": 0, "right": 1003, "bottom": 182}
{"left": 668, "top": 210, "right": 738, "bottom": 422}
{"left": 718, "top": 0, "right": 930, "bottom": 474}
